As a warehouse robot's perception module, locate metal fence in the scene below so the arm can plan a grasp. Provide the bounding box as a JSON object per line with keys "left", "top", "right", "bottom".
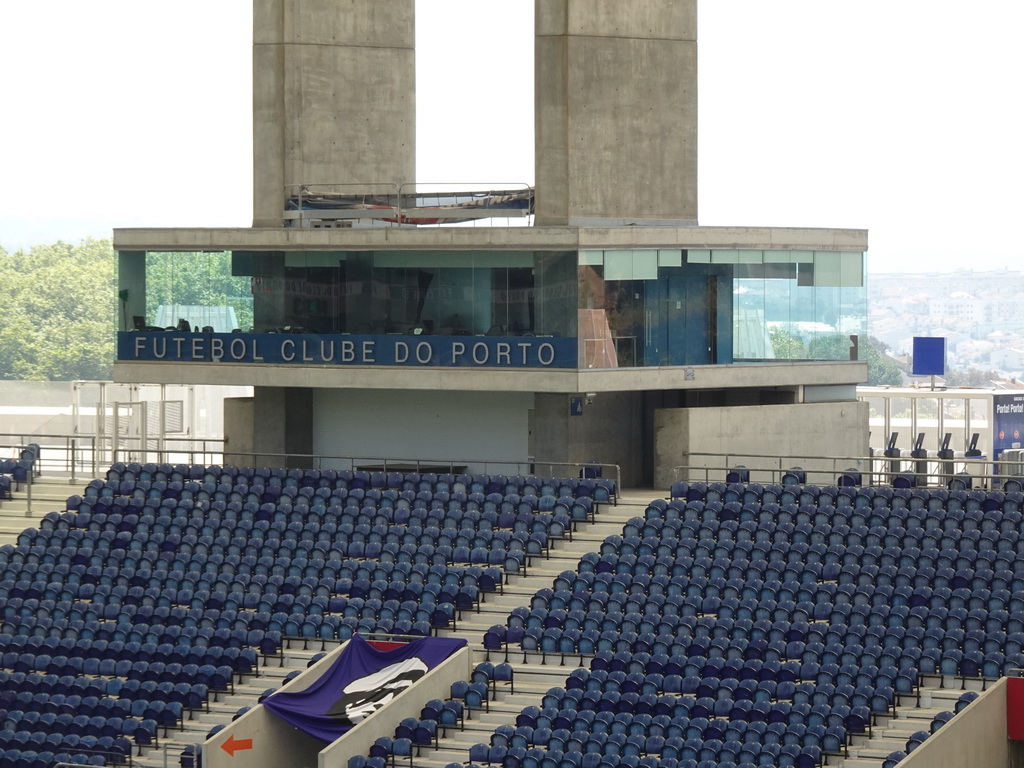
{"left": 0, "top": 433, "right": 98, "bottom": 482}
{"left": 673, "top": 450, "right": 1014, "bottom": 491}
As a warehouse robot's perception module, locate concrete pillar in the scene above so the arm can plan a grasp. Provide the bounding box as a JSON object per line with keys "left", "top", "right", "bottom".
{"left": 243, "top": 386, "right": 314, "bottom": 467}
{"left": 223, "top": 396, "right": 255, "bottom": 465}
{"left": 252, "top": 0, "right": 415, "bottom": 226}
{"left": 535, "top": 0, "right": 698, "bottom": 226}
{"left": 533, "top": 391, "right": 644, "bottom": 487}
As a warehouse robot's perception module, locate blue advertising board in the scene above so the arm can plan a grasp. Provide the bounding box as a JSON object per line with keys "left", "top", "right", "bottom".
{"left": 993, "top": 392, "right": 1024, "bottom": 466}
{"left": 118, "top": 332, "right": 578, "bottom": 369}
{"left": 912, "top": 336, "right": 946, "bottom": 376}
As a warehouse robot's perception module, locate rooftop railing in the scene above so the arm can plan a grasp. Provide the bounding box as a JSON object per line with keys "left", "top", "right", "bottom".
{"left": 283, "top": 182, "right": 534, "bottom": 228}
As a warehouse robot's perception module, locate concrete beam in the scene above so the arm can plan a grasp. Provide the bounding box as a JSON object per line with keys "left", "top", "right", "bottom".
{"left": 113, "top": 360, "right": 868, "bottom": 394}
{"left": 112, "top": 225, "right": 869, "bottom": 253}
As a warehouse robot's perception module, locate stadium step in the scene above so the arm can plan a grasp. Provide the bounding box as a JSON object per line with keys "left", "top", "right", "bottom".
{"left": 835, "top": 678, "right": 986, "bottom": 768}
{"left": 438, "top": 498, "right": 649, "bottom": 641}
{"left": 0, "top": 473, "right": 85, "bottom": 544}
{"left": 408, "top": 495, "right": 653, "bottom": 768}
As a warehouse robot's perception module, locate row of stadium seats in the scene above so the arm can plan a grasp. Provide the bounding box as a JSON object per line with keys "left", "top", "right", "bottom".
{"left": 101, "top": 464, "right": 616, "bottom": 501}
{"left": 670, "top": 481, "right": 1023, "bottom": 512}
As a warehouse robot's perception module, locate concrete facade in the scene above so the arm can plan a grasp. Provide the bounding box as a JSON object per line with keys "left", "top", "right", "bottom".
{"left": 535, "top": 0, "right": 698, "bottom": 225}
{"left": 112, "top": 359, "right": 867, "bottom": 396}
{"left": 653, "top": 400, "right": 871, "bottom": 488}
{"left": 114, "top": 2, "right": 871, "bottom": 487}
{"left": 252, "top": 0, "right": 415, "bottom": 226}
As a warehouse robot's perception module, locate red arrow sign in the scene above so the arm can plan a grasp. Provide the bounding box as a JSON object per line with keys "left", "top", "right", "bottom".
{"left": 222, "top": 735, "right": 254, "bottom": 756}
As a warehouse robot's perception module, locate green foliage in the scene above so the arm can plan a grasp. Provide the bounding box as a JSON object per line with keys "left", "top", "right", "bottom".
{"left": 769, "top": 326, "right": 806, "bottom": 359}
{"left": 769, "top": 326, "right": 903, "bottom": 386}
{"left": 862, "top": 336, "right": 905, "bottom": 387}
{"left": 943, "top": 368, "right": 1004, "bottom": 387}
{"left": 0, "top": 239, "right": 116, "bottom": 380}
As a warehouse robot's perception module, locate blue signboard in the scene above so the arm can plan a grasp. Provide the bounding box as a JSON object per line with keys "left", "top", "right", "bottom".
{"left": 912, "top": 336, "right": 946, "bottom": 376}
{"left": 118, "top": 332, "right": 578, "bottom": 369}
{"left": 993, "top": 392, "right": 1024, "bottom": 467}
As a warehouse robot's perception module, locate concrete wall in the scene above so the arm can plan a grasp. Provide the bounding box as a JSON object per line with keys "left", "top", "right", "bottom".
{"left": 252, "top": 0, "right": 415, "bottom": 226}
{"left": 0, "top": 381, "right": 76, "bottom": 437}
{"left": 899, "top": 677, "right": 1013, "bottom": 768}
{"left": 654, "top": 400, "right": 870, "bottom": 489}
{"left": 312, "top": 389, "right": 532, "bottom": 474}
{"left": 204, "top": 696, "right": 327, "bottom": 768}
{"left": 535, "top": 0, "right": 698, "bottom": 226}
{"left": 224, "top": 395, "right": 256, "bottom": 464}
{"left": 534, "top": 391, "right": 644, "bottom": 487}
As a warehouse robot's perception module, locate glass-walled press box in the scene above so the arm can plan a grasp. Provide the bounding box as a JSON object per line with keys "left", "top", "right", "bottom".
{"left": 117, "top": 247, "right": 865, "bottom": 370}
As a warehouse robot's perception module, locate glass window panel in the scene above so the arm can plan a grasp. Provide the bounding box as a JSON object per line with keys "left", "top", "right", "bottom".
{"left": 814, "top": 252, "right": 843, "bottom": 287}
{"left": 738, "top": 250, "right": 762, "bottom": 264}
{"left": 604, "top": 250, "right": 634, "bottom": 281}
{"left": 632, "top": 250, "right": 659, "bottom": 280}
{"left": 734, "top": 277, "right": 769, "bottom": 360}
{"left": 712, "top": 249, "right": 739, "bottom": 264}
{"left": 579, "top": 250, "right": 604, "bottom": 266}
{"left": 763, "top": 250, "right": 792, "bottom": 263}
{"left": 658, "top": 249, "right": 683, "bottom": 267}
{"left": 687, "top": 249, "right": 711, "bottom": 263}
{"left": 840, "top": 252, "right": 865, "bottom": 287}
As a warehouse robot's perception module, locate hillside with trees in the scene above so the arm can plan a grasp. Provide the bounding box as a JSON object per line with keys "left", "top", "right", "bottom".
{"left": 0, "top": 239, "right": 116, "bottom": 380}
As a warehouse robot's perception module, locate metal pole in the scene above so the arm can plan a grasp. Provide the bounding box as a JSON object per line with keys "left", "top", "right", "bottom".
{"left": 71, "top": 438, "right": 76, "bottom": 483}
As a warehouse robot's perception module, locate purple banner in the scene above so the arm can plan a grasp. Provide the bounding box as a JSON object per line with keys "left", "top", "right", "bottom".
{"left": 262, "top": 634, "right": 466, "bottom": 743}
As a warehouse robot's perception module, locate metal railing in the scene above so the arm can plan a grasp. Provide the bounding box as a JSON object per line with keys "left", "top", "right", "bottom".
{"left": 107, "top": 436, "right": 226, "bottom": 468}
{"left": 282, "top": 181, "right": 533, "bottom": 228}
{"left": 673, "top": 450, "right": 1013, "bottom": 491}
{"left": 0, "top": 433, "right": 97, "bottom": 480}
{"left": 106, "top": 449, "right": 622, "bottom": 493}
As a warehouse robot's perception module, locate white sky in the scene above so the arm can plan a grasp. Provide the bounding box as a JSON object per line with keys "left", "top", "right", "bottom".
{"left": 1, "top": 1, "right": 1021, "bottom": 274}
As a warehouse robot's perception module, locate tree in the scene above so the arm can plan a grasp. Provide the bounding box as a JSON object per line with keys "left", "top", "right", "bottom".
{"left": 943, "top": 368, "right": 1005, "bottom": 387}
{"left": 769, "top": 326, "right": 806, "bottom": 359}
{"left": 0, "top": 239, "right": 116, "bottom": 380}
{"left": 144, "top": 251, "right": 253, "bottom": 331}
{"left": 861, "top": 336, "right": 905, "bottom": 386}
{"left": 806, "top": 334, "right": 904, "bottom": 386}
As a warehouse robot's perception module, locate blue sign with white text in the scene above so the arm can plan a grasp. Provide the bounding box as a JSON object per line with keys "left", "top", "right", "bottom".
{"left": 118, "top": 332, "right": 578, "bottom": 369}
